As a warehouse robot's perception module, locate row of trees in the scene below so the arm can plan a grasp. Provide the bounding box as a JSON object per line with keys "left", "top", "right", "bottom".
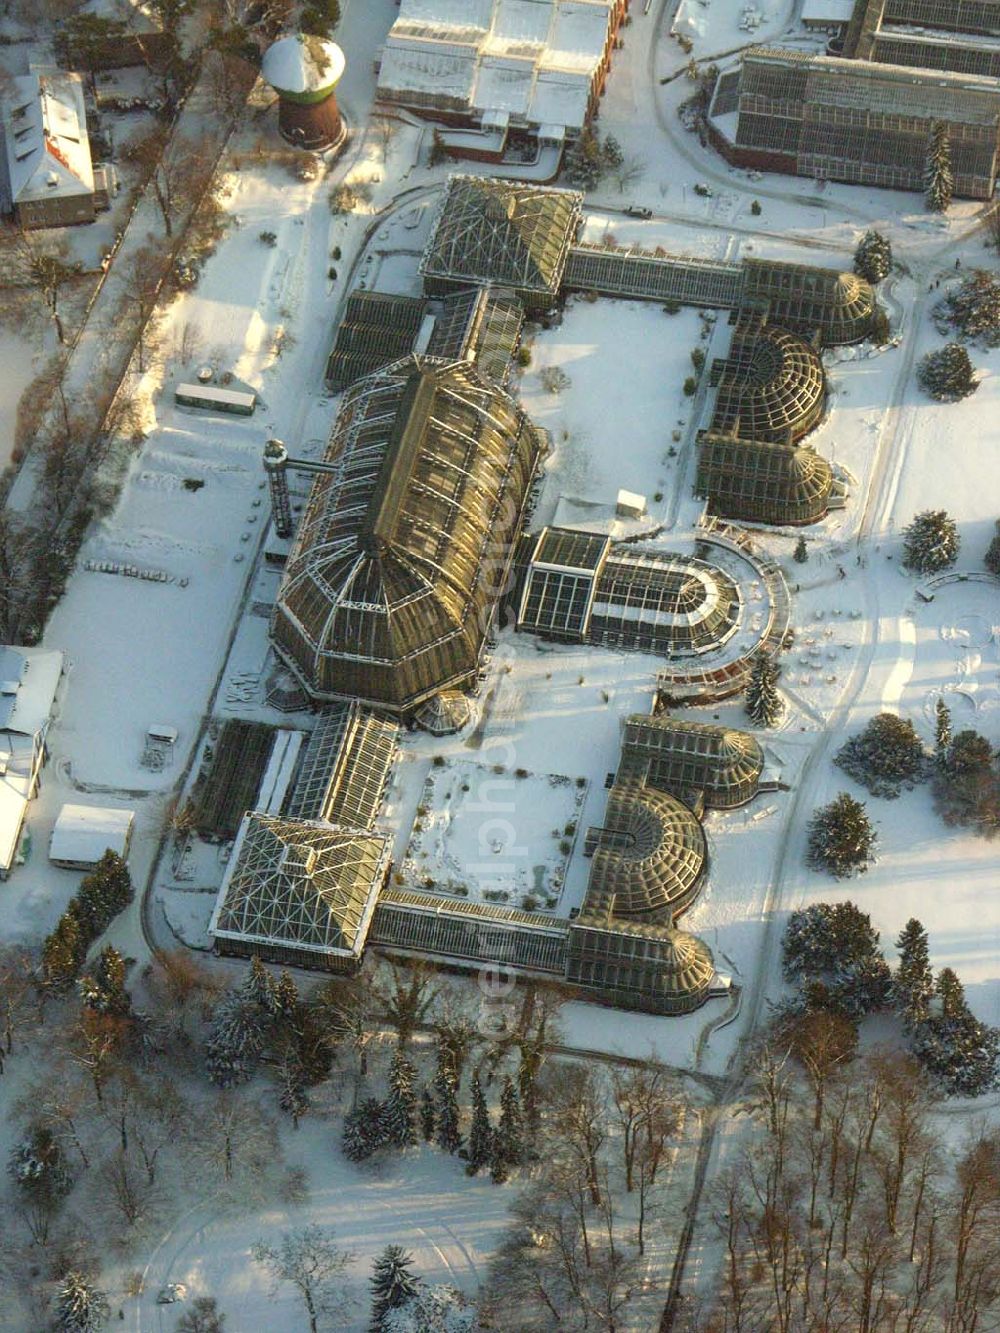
{"left": 690, "top": 1037, "right": 1000, "bottom": 1332}
{"left": 483, "top": 1060, "right": 686, "bottom": 1329}
{"left": 830, "top": 701, "right": 999, "bottom": 836}
{"left": 782, "top": 901, "right": 1000, "bottom": 1096}
{"left": 41, "top": 851, "right": 134, "bottom": 992}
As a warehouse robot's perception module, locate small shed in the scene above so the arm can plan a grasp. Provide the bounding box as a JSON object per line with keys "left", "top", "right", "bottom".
{"left": 49, "top": 803, "right": 134, "bottom": 869}
{"left": 616, "top": 489, "right": 646, "bottom": 519}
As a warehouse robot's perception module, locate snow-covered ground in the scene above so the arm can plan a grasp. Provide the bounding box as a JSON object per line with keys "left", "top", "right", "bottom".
{"left": 135, "top": 1126, "right": 509, "bottom": 1333}
{"left": 519, "top": 297, "right": 710, "bottom": 527}
{"left": 401, "top": 759, "right": 587, "bottom": 911}
{"left": 1, "top": 0, "right": 999, "bottom": 1324}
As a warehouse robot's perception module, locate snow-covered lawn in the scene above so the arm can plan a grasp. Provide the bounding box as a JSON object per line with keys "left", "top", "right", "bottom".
{"left": 518, "top": 297, "right": 709, "bottom": 526}
{"left": 135, "top": 1129, "right": 509, "bottom": 1333}
{"left": 400, "top": 759, "right": 586, "bottom": 910}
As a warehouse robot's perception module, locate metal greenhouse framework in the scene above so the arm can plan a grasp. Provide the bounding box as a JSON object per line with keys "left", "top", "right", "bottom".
{"left": 325, "top": 291, "right": 428, "bottom": 392}
{"left": 709, "top": 318, "right": 827, "bottom": 445}
{"left": 271, "top": 355, "right": 544, "bottom": 712}
{"left": 583, "top": 780, "right": 707, "bottom": 921}
{"left": 420, "top": 176, "right": 583, "bottom": 309}
{"left": 618, "top": 714, "right": 765, "bottom": 810}
{"left": 283, "top": 701, "right": 398, "bottom": 828}
{"left": 208, "top": 813, "right": 391, "bottom": 971}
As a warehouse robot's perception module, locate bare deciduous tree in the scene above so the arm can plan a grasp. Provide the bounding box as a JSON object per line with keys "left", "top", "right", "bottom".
{"left": 0, "top": 945, "right": 40, "bottom": 1064}
{"left": 544, "top": 1063, "right": 607, "bottom": 1206}
{"left": 252, "top": 1226, "right": 354, "bottom": 1333}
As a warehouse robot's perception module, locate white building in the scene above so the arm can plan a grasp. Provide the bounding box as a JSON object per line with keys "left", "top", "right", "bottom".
{"left": 0, "top": 647, "right": 64, "bottom": 878}
{"left": 377, "top": 0, "right": 626, "bottom": 156}
{"left": 49, "top": 803, "right": 135, "bottom": 870}
{"left": 0, "top": 67, "right": 111, "bottom": 228}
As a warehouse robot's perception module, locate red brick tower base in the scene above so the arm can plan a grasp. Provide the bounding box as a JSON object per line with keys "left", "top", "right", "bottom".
{"left": 277, "top": 92, "right": 345, "bottom": 152}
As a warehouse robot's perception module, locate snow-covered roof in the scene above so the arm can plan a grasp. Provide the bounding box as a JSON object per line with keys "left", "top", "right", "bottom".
{"left": 0, "top": 779, "right": 27, "bottom": 875}
{"left": 0, "top": 647, "right": 63, "bottom": 741}
{"left": 49, "top": 803, "right": 134, "bottom": 865}
{"left": 379, "top": 0, "right": 614, "bottom": 133}
{"left": 1, "top": 68, "right": 94, "bottom": 212}
{"left": 261, "top": 34, "right": 346, "bottom": 96}
{"left": 800, "top": 0, "right": 854, "bottom": 23}
{"left": 0, "top": 647, "right": 63, "bottom": 874}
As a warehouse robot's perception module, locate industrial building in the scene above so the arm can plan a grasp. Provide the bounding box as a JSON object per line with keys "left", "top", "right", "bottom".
{"left": 709, "top": 46, "right": 1000, "bottom": 199}
{"left": 0, "top": 68, "right": 113, "bottom": 228}
{"left": 376, "top": 0, "right": 627, "bottom": 160}
{"left": 270, "top": 355, "right": 544, "bottom": 713}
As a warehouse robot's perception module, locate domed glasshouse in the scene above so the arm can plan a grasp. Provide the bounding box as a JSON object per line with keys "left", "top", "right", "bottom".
{"left": 270, "top": 356, "right": 544, "bottom": 713}
{"left": 710, "top": 320, "right": 827, "bottom": 445}
{"left": 584, "top": 781, "right": 707, "bottom": 921}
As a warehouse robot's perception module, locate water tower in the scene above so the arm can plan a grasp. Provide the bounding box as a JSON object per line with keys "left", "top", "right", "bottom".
{"left": 261, "top": 33, "right": 346, "bottom": 152}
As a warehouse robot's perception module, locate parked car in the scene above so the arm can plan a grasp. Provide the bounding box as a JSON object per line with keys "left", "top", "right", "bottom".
{"left": 624, "top": 204, "right": 653, "bottom": 218}
{"left": 693, "top": 183, "right": 713, "bottom": 197}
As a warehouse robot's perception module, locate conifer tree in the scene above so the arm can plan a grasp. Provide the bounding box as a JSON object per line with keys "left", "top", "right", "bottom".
{"left": 205, "top": 992, "right": 266, "bottom": 1088}
{"left": 54, "top": 1271, "right": 110, "bottom": 1332}
{"left": 894, "top": 919, "right": 934, "bottom": 1029}
{"left": 925, "top": 121, "right": 954, "bottom": 213}
{"left": 745, "top": 652, "right": 783, "bottom": 728}
{"left": 806, "top": 793, "right": 877, "bottom": 879}
{"left": 42, "top": 908, "right": 87, "bottom": 992}
{"left": 918, "top": 343, "right": 978, "bottom": 402}
{"left": 934, "top": 697, "right": 952, "bottom": 766}
{"left": 853, "top": 229, "right": 892, "bottom": 283}
{"left": 495, "top": 1076, "right": 523, "bottom": 1169}
{"left": 434, "top": 1064, "right": 462, "bottom": 1155}
{"left": 913, "top": 967, "right": 1000, "bottom": 1096}
{"left": 274, "top": 970, "right": 300, "bottom": 1019}
{"left": 243, "top": 956, "right": 278, "bottom": 1013}
{"left": 563, "top": 125, "right": 605, "bottom": 189}
{"left": 78, "top": 945, "right": 131, "bottom": 1017}
{"left": 466, "top": 1072, "right": 492, "bottom": 1175}
{"left": 384, "top": 1049, "right": 418, "bottom": 1149}
{"left": 343, "top": 1097, "right": 387, "bottom": 1162}
{"left": 902, "top": 510, "right": 960, "bottom": 575}
{"left": 985, "top": 520, "right": 1000, "bottom": 577}
{"left": 488, "top": 1134, "right": 509, "bottom": 1185}
{"left": 369, "top": 1245, "right": 421, "bottom": 1331}
{"left": 793, "top": 535, "right": 808, "bottom": 564}
{"left": 419, "top": 1086, "right": 435, "bottom": 1143}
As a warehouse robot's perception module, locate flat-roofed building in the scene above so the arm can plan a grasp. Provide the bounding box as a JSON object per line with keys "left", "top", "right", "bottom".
{"left": 377, "top": 0, "right": 627, "bottom": 159}
{"left": 49, "top": 803, "right": 134, "bottom": 869}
